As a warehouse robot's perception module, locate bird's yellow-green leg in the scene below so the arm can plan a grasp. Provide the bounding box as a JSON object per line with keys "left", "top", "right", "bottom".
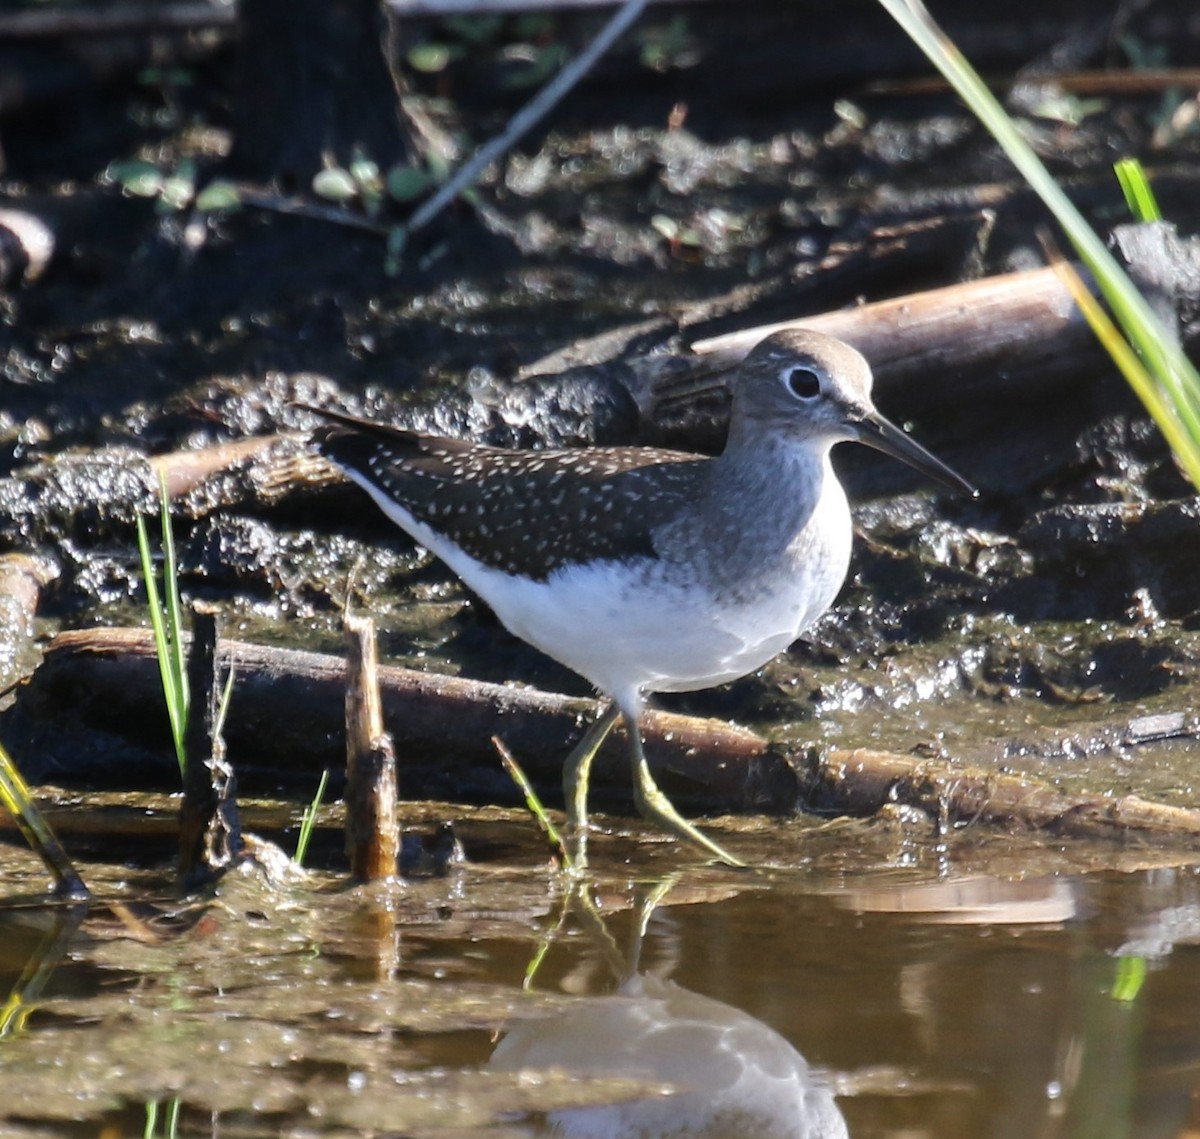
{"left": 562, "top": 702, "right": 622, "bottom": 871}
{"left": 625, "top": 712, "right": 747, "bottom": 868}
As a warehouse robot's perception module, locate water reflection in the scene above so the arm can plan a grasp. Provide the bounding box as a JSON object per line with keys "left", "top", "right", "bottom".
{"left": 490, "top": 882, "right": 849, "bottom": 1139}
{"left": 9, "top": 850, "right": 1200, "bottom": 1137}
{"left": 834, "top": 873, "right": 1080, "bottom": 925}
{"left": 0, "top": 901, "right": 86, "bottom": 1037}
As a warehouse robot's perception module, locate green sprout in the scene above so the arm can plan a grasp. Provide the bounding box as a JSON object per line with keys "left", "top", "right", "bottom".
{"left": 1114, "top": 158, "right": 1163, "bottom": 223}
{"left": 293, "top": 768, "right": 330, "bottom": 867}
{"left": 135, "top": 472, "right": 189, "bottom": 776}
{"left": 1112, "top": 954, "right": 1147, "bottom": 1003}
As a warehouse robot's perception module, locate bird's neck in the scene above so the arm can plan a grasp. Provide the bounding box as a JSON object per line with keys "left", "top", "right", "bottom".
{"left": 653, "top": 433, "right": 842, "bottom": 588}
{"left": 708, "top": 432, "right": 833, "bottom": 523}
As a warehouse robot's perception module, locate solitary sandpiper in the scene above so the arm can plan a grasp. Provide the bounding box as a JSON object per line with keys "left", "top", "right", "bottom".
{"left": 306, "top": 329, "right": 973, "bottom": 867}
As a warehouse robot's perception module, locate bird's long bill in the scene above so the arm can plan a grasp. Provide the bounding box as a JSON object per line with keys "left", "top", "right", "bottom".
{"left": 856, "top": 413, "right": 976, "bottom": 496}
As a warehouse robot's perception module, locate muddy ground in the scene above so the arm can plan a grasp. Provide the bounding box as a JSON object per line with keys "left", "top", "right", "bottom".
{"left": 8, "top": 7, "right": 1200, "bottom": 1137}
{"left": 3, "top": 0, "right": 1200, "bottom": 823}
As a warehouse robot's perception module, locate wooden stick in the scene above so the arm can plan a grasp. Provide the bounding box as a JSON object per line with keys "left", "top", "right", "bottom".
{"left": 343, "top": 615, "right": 400, "bottom": 880}
{"left": 0, "top": 553, "right": 58, "bottom": 697}
{"left": 178, "top": 607, "right": 244, "bottom": 887}
{"left": 404, "top": 0, "right": 649, "bottom": 238}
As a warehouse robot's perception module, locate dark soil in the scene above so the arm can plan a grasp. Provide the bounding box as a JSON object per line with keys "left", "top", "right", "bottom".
{"left": 4, "top": 0, "right": 1200, "bottom": 808}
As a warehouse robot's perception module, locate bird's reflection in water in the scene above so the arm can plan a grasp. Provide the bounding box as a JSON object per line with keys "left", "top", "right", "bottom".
{"left": 490, "top": 880, "right": 848, "bottom": 1139}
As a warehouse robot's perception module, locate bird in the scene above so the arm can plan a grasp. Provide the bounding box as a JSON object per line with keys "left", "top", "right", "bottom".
{"left": 490, "top": 882, "right": 849, "bottom": 1138}
{"left": 303, "top": 328, "right": 973, "bottom": 868}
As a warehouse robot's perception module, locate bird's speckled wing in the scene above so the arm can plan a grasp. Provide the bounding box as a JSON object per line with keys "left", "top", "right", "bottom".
{"left": 310, "top": 411, "right": 706, "bottom": 581}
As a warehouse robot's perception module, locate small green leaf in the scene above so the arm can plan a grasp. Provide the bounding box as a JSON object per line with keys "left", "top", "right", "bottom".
{"left": 1112, "top": 954, "right": 1147, "bottom": 1003}
{"left": 444, "top": 14, "right": 502, "bottom": 45}
{"left": 638, "top": 15, "right": 697, "bottom": 73}
{"left": 407, "top": 42, "right": 461, "bottom": 73}
{"left": 501, "top": 43, "right": 567, "bottom": 90}
{"left": 650, "top": 214, "right": 679, "bottom": 240}
{"left": 349, "top": 155, "right": 381, "bottom": 190}
{"left": 159, "top": 174, "right": 194, "bottom": 211}
{"left": 312, "top": 167, "right": 358, "bottom": 202}
{"left": 1024, "top": 89, "right": 1105, "bottom": 126}
{"left": 833, "top": 99, "right": 867, "bottom": 129}
{"left": 386, "top": 165, "right": 435, "bottom": 202}
{"left": 194, "top": 180, "right": 242, "bottom": 212}
{"left": 108, "top": 159, "right": 164, "bottom": 197}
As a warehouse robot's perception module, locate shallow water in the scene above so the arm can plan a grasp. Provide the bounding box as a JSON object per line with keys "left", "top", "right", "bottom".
{"left": 4, "top": 812, "right": 1200, "bottom": 1139}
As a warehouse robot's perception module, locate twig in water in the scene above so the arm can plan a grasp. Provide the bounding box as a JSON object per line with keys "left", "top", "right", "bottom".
{"left": 403, "top": 0, "right": 648, "bottom": 241}
{"left": 493, "top": 735, "right": 571, "bottom": 869}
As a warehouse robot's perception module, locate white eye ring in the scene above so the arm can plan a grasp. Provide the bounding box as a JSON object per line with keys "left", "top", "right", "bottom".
{"left": 782, "top": 365, "right": 821, "bottom": 400}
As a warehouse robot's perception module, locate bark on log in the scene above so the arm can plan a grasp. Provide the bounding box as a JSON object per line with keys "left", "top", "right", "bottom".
{"left": 687, "top": 265, "right": 1090, "bottom": 411}
{"left": 178, "top": 608, "right": 245, "bottom": 886}
{"left": 10, "top": 627, "right": 781, "bottom": 810}
{"left": 802, "top": 747, "right": 1200, "bottom": 844}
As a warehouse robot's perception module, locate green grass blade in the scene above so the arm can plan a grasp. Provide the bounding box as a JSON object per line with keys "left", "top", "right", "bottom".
{"left": 293, "top": 768, "right": 330, "bottom": 866}
{"left": 1114, "top": 158, "right": 1162, "bottom": 224}
{"left": 1050, "top": 254, "right": 1180, "bottom": 436}
{"left": 137, "top": 476, "right": 188, "bottom": 775}
{"left": 157, "top": 471, "right": 189, "bottom": 726}
{"left": 136, "top": 509, "right": 186, "bottom": 775}
{"left": 493, "top": 735, "right": 571, "bottom": 869}
{"left": 213, "top": 662, "right": 236, "bottom": 741}
{"left": 0, "top": 738, "right": 89, "bottom": 897}
{"left": 877, "top": 0, "right": 1200, "bottom": 489}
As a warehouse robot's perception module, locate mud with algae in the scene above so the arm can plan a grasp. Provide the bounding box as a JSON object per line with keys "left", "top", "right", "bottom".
{"left": 3, "top": 5, "right": 1200, "bottom": 808}
{"left": 5, "top": 4, "right": 1200, "bottom": 1135}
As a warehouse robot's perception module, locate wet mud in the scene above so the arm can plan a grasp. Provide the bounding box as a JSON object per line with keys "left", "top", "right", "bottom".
{"left": 4, "top": 3, "right": 1200, "bottom": 1135}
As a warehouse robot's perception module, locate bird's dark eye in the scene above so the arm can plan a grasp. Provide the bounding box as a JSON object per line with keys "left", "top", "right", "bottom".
{"left": 783, "top": 365, "right": 821, "bottom": 399}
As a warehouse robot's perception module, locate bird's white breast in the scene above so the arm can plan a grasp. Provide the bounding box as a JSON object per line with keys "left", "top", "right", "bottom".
{"left": 343, "top": 455, "right": 853, "bottom": 716}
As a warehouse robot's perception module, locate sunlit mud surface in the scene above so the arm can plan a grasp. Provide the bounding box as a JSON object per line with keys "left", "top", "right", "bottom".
{"left": 4, "top": 815, "right": 1200, "bottom": 1139}
{"left": 5, "top": 6, "right": 1200, "bottom": 1136}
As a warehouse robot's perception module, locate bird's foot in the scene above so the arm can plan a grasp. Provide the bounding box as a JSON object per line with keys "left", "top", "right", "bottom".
{"left": 628, "top": 728, "right": 747, "bottom": 869}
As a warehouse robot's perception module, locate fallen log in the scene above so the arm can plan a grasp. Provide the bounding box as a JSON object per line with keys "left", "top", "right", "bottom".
{"left": 6, "top": 627, "right": 783, "bottom": 811}
{"left": 137, "top": 261, "right": 1116, "bottom": 526}
{"left": 802, "top": 747, "right": 1200, "bottom": 844}
{"left": 10, "top": 628, "right": 1200, "bottom": 845}
{"left": 689, "top": 264, "right": 1086, "bottom": 401}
